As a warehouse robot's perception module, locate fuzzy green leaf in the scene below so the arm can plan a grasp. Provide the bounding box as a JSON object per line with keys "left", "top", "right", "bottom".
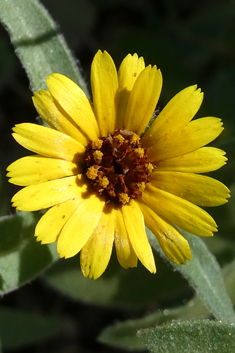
{"left": 0, "top": 212, "right": 57, "bottom": 294}
{"left": 147, "top": 229, "right": 235, "bottom": 323}
{"left": 0, "top": 0, "right": 87, "bottom": 93}
{"left": 138, "top": 320, "right": 235, "bottom": 353}
{"left": 99, "top": 256, "right": 235, "bottom": 351}
{"left": 0, "top": 306, "right": 63, "bottom": 349}
{"left": 223, "top": 258, "right": 235, "bottom": 303}
{"left": 98, "top": 297, "right": 207, "bottom": 351}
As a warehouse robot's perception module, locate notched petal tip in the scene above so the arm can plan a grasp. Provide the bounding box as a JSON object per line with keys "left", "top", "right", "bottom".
{"left": 97, "top": 49, "right": 104, "bottom": 55}
{"left": 209, "top": 225, "right": 218, "bottom": 236}
{"left": 178, "top": 244, "right": 192, "bottom": 264}
{"left": 46, "top": 73, "right": 70, "bottom": 89}
{"left": 58, "top": 250, "right": 66, "bottom": 259}
{"left": 187, "top": 84, "right": 202, "bottom": 93}
{"left": 191, "top": 84, "right": 203, "bottom": 95}
{"left": 58, "top": 247, "right": 76, "bottom": 259}
{"left": 11, "top": 199, "right": 22, "bottom": 211}
{"left": 7, "top": 177, "right": 16, "bottom": 186}
{"left": 45, "top": 73, "right": 54, "bottom": 83}
{"left": 150, "top": 65, "right": 163, "bottom": 80}
{"left": 94, "top": 49, "right": 111, "bottom": 61}
{"left": 33, "top": 89, "right": 48, "bottom": 97}
{"left": 80, "top": 263, "right": 89, "bottom": 279}
{"left": 148, "top": 264, "right": 157, "bottom": 274}
{"left": 81, "top": 267, "right": 93, "bottom": 279}
{"left": 36, "top": 236, "right": 54, "bottom": 245}
{"left": 224, "top": 191, "right": 231, "bottom": 203}
{"left": 49, "top": 72, "right": 64, "bottom": 79}
{"left": 187, "top": 250, "right": 192, "bottom": 262}
{"left": 12, "top": 124, "right": 19, "bottom": 132}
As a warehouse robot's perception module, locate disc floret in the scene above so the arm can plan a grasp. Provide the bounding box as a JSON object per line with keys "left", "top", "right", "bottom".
{"left": 85, "top": 130, "right": 154, "bottom": 206}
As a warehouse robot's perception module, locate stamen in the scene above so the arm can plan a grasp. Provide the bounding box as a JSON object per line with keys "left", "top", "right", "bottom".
{"left": 145, "top": 162, "right": 154, "bottom": 173}
{"left": 137, "top": 182, "right": 146, "bottom": 192}
{"left": 93, "top": 150, "right": 103, "bottom": 163}
{"left": 99, "top": 176, "right": 109, "bottom": 188}
{"left": 118, "top": 193, "right": 130, "bottom": 205}
{"left": 91, "top": 138, "right": 103, "bottom": 150}
{"left": 113, "top": 134, "right": 125, "bottom": 144}
{"left": 86, "top": 166, "right": 98, "bottom": 180}
{"left": 134, "top": 147, "right": 145, "bottom": 159}
{"left": 130, "top": 133, "right": 140, "bottom": 145}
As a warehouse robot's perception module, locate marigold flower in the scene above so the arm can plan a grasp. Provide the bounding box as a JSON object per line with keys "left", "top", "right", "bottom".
{"left": 7, "top": 50, "right": 230, "bottom": 279}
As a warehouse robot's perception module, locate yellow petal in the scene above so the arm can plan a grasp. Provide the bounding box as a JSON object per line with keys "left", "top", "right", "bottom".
{"left": 57, "top": 194, "right": 105, "bottom": 258}
{"left": 114, "top": 207, "right": 138, "bottom": 269}
{"left": 11, "top": 174, "right": 88, "bottom": 211}
{"left": 91, "top": 50, "right": 118, "bottom": 136}
{"left": 46, "top": 73, "right": 99, "bottom": 140}
{"left": 116, "top": 53, "right": 145, "bottom": 129}
{"left": 124, "top": 65, "right": 162, "bottom": 136}
{"left": 80, "top": 203, "right": 115, "bottom": 279}
{"left": 142, "top": 85, "right": 203, "bottom": 148}
{"left": 157, "top": 147, "right": 227, "bottom": 173}
{"left": 33, "top": 90, "right": 89, "bottom": 146}
{"left": 35, "top": 198, "right": 81, "bottom": 244}
{"left": 143, "top": 184, "right": 217, "bottom": 237}
{"left": 7, "top": 155, "right": 80, "bottom": 186}
{"left": 12, "top": 123, "right": 85, "bottom": 162}
{"left": 118, "top": 53, "right": 145, "bottom": 91}
{"left": 151, "top": 171, "right": 230, "bottom": 206}
{"left": 138, "top": 200, "right": 191, "bottom": 264}
{"left": 148, "top": 117, "right": 223, "bottom": 162}
{"left": 121, "top": 200, "right": 156, "bottom": 273}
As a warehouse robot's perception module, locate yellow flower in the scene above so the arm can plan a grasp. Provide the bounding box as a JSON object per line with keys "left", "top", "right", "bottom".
{"left": 7, "top": 50, "right": 230, "bottom": 279}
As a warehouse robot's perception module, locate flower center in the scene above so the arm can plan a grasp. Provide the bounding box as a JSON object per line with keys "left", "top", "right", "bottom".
{"left": 84, "top": 130, "right": 154, "bottom": 206}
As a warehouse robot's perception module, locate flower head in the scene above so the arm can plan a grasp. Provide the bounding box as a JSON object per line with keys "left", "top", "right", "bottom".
{"left": 7, "top": 50, "right": 230, "bottom": 279}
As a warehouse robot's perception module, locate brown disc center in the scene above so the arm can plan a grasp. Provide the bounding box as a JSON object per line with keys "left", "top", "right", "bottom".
{"left": 84, "top": 130, "right": 154, "bottom": 206}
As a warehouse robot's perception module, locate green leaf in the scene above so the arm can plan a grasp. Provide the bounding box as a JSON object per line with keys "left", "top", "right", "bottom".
{"left": 138, "top": 320, "right": 235, "bottom": 353}
{"left": 98, "top": 297, "right": 208, "bottom": 351}
{"left": 43, "top": 253, "right": 189, "bottom": 309}
{"left": 0, "top": 0, "right": 87, "bottom": 93}
{"left": 0, "top": 306, "right": 63, "bottom": 349}
{"left": 0, "top": 211, "right": 57, "bottom": 294}
{"left": 223, "top": 259, "right": 235, "bottom": 304}
{"left": 99, "top": 255, "right": 235, "bottom": 351}
{"left": 147, "top": 229, "right": 235, "bottom": 323}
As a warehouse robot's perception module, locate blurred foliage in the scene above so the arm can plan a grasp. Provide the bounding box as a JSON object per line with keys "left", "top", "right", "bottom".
{"left": 0, "top": 0, "right": 235, "bottom": 352}
{"left": 0, "top": 306, "right": 63, "bottom": 350}
{"left": 43, "top": 250, "right": 189, "bottom": 309}
{"left": 0, "top": 211, "right": 57, "bottom": 294}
